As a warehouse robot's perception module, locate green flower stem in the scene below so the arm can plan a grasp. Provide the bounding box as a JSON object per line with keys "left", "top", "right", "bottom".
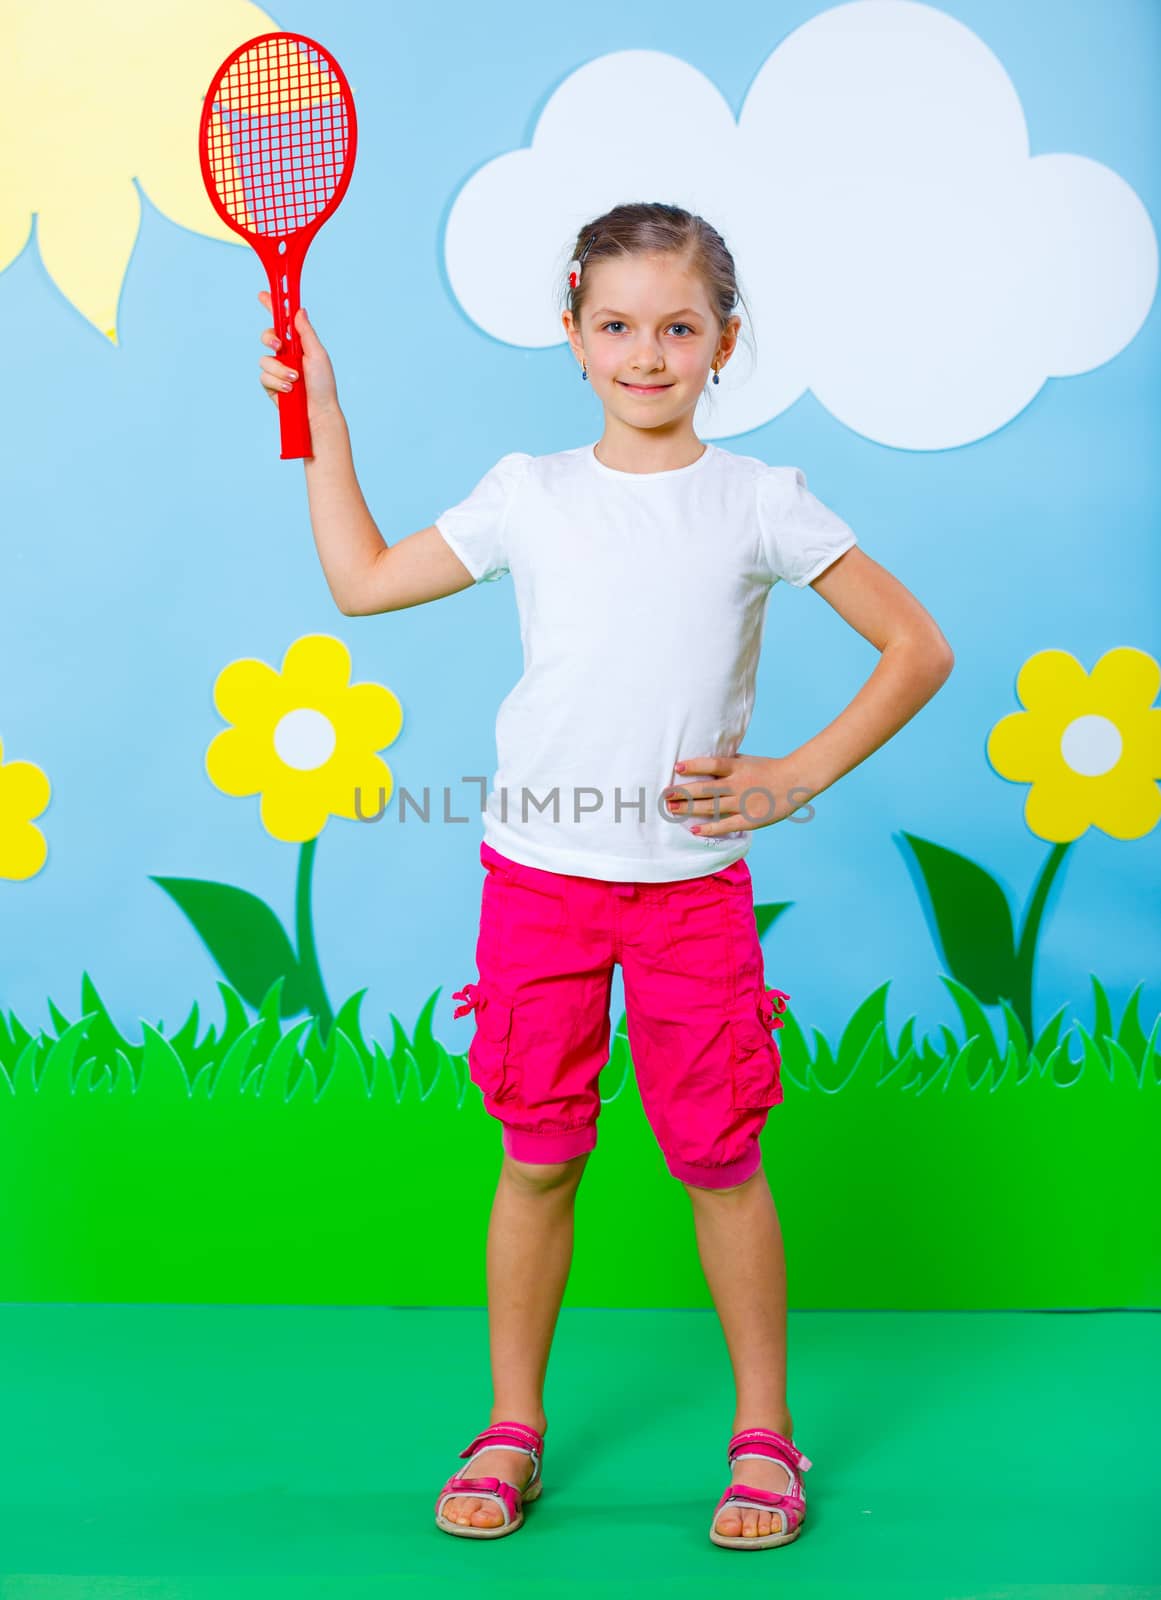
{"left": 1013, "top": 841, "right": 1072, "bottom": 1044}
{"left": 295, "top": 837, "right": 333, "bottom": 1035}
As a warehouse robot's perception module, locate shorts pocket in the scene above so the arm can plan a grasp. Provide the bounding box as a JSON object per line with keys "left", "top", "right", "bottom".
{"left": 659, "top": 872, "right": 732, "bottom": 979}
{"left": 467, "top": 985, "right": 515, "bottom": 1104}
{"left": 482, "top": 857, "right": 570, "bottom": 946}
{"left": 728, "top": 990, "right": 785, "bottom": 1110}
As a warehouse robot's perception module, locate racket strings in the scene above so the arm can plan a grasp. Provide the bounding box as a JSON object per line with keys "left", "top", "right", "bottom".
{"left": 205, "top": 35, "right": 350, "bottom": 237}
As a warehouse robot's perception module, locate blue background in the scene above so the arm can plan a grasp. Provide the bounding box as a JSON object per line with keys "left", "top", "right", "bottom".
{"left": 2, "top": 0, "right": 1158, "bottom": 1050}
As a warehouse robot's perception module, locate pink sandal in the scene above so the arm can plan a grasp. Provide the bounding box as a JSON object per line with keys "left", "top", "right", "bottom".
{"left": 434, "top": 1419, "right": 546, "bottom": 1539}
{"left": 709, "top": 1426, "right": 813, "bottom": 1550}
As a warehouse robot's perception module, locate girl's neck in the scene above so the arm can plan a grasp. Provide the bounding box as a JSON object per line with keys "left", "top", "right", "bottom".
{"left": 592, "top": 423, "right": 708, "bottom": 476}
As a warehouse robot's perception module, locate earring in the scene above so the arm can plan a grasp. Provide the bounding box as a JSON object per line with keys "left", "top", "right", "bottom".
{"left": 712, "top": 364, "right": 720, "bottom": 385}
{"left": 581, "top": 361, "right": 588, "bottom": 382}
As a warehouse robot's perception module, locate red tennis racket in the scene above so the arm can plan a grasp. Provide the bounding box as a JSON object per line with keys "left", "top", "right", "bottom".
{"left": 199, "top": 32, "right": 357, "bottom": 460}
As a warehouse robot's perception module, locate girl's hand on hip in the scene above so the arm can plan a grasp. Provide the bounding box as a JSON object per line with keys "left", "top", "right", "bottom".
{"left": 663, "top": 754, "right": 815, "bottom": 835}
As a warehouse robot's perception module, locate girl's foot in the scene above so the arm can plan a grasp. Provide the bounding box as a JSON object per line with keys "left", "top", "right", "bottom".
{"left": 440, "top": 1416, "right": 546, "bottom": 1529}
{"left": 713, "top": 1419, "right": 795, "bottom": 1540}
{"left": 440, "top": 1445, "right": 536, "bottom": 1528}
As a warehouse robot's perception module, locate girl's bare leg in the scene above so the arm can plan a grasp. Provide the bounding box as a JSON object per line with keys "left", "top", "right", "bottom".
{"left": 441, "top": 1151, "right": 589, "bottom": 1527}
{"left": 685, "top": 1165, "right": 797, "bottom": 1541}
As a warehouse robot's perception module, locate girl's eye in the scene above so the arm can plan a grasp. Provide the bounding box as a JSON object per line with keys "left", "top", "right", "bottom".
{"left": 600, "top": 322, "right": 694, "bottom": 336}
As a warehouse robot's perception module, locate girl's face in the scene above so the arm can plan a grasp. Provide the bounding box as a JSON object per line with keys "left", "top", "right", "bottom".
{"left": 563, "top": 252, "right": 739, "bottom": 432}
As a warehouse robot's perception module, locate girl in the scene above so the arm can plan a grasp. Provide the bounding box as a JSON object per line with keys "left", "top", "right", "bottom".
{"left": 256, "top": 202, "right": 953, "bottom": 1551}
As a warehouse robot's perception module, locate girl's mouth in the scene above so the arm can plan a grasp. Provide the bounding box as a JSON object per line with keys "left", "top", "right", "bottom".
{"left": 617, "top": 381, "right": 673, "bottom": 395}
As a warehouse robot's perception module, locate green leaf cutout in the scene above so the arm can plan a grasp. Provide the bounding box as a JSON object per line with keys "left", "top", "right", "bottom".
{"left": 150, "top": 876, "right": 311, "bottom": 1016}
{"left": 896, "top": 832, "right": 1017, "bottom": 1004}
{"left": 754, "top": 900, "right": 793, "bottom": 942}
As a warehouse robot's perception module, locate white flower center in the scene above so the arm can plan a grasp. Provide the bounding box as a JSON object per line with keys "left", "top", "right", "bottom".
{"left": 1060, "top": 713, "right": 1122, "bottom": 777}
{"left": 273, "top": 708, "right": 336, "bottom": 770}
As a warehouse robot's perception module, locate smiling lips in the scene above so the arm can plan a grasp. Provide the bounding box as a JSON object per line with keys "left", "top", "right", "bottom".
{"left": 618, "top": 380, "right": 672, "bottom": 393}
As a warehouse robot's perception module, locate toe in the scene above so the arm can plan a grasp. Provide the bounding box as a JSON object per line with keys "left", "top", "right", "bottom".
{"left": 716, "top": 1508, "right": 742, "bottom": 1535}
{"left": 441, "top": 1491, "right": 504, "bottom": 1527}
{"left": 742, "top": 1509, "right": 759, "bottom": 1537}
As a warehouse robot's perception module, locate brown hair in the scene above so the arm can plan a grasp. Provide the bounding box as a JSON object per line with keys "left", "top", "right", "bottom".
{"left": 559, "top": 202, "right": 753, "bottom": 397}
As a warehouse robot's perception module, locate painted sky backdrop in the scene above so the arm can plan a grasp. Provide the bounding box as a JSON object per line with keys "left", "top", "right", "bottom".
{"left": 1, "top": 0, "right": 1158, "bottom": 1048}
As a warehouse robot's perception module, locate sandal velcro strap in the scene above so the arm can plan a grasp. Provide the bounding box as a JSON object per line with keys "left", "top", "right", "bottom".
{"left": 458, "top": 1420, "right": 544, "bottom": 1468}
{"left": 437, "top": 1474, "right": 520, "bottom": 1525}
{"left": 727, "top": 1426, "right": 813, "bottom": 1474}
{"left": 715, "top": 1482, "right": 804, "bottom": 1533}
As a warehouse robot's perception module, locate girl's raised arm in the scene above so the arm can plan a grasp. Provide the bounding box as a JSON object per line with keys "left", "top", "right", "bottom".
{"left": 256, "top": 295, "right": 475, "bottom": 615}
{"left": 341, "top": 522, "right": 478, "bottom": 615}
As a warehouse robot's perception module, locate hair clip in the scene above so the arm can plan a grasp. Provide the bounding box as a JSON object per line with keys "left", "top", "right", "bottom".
{"left": 568, "top": 231, "right": 598, "bottom": 291}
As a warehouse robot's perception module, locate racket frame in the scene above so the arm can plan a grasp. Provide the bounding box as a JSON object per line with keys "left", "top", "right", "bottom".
{"left": 198, "top": 31, "right": 358, "bottom": 460}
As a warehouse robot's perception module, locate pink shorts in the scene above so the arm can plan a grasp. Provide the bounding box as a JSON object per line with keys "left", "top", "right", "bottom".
{"left": 453, "top": 841, "right": 789, "bottom": 1191}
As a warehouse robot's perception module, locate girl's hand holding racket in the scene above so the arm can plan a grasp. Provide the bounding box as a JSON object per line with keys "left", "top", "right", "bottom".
{"left": 257, "top": 292, "right": 338, "bottom": 420}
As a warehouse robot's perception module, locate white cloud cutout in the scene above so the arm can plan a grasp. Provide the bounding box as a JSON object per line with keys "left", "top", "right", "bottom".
{"left": 443, "top": 0, "right": 1157, "bottom": 450}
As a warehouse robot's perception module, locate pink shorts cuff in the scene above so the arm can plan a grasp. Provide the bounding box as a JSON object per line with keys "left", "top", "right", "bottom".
{"left": 665, "top": 1142, "right": 764, "bottom": 1190}
{"left": 502, "top": 1123, "right": 599, "bottom": 1164}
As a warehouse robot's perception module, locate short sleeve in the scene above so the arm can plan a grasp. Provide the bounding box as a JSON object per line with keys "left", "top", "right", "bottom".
{"left": 434, "top": 452, "right": 532, "bottom": 584}
{"left": 757, "top": 466, "right": 858, "bottom": 589}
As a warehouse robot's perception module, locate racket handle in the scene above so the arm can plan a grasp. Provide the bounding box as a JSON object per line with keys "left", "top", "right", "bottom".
{"left": 278, "top": 370, "right": 313, "bottom": 460}
{"left": 266, "top": 253, "right": 312, "bottom": 459}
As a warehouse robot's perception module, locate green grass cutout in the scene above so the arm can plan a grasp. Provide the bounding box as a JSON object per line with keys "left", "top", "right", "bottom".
{"left": 1, "top": 972, "right": 1157, "bottom": 1309}
{"left": 5, "top": 970, "right": 1158, "bottom": 1099}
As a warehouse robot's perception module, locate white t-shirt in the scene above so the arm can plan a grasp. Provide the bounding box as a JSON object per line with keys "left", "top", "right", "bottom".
{"left": 435, "top": 441, "right": 857, "bottom": 883}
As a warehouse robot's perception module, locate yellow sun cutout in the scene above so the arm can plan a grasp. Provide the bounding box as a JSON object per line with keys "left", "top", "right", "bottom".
{"left": 0, "top": 0, "right": 280, "bottom": 341}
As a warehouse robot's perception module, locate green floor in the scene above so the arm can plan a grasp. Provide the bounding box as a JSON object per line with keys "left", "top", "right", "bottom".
{"left": 0, "top": 1304, "right": 1157, "bottom": 1597}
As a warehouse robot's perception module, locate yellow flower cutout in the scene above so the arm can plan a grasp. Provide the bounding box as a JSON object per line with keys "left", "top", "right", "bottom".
{"left": 206, "top": 635, "right": 403, "bottom": 843}
{"left": 0, "top": 735, "right": 51, "bottom": 881}
{"left": 0, "top": 0, "right": 279, "bottom": 341}
{"left": 987, "top": 647, "right": 1161, "bottom": 842}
